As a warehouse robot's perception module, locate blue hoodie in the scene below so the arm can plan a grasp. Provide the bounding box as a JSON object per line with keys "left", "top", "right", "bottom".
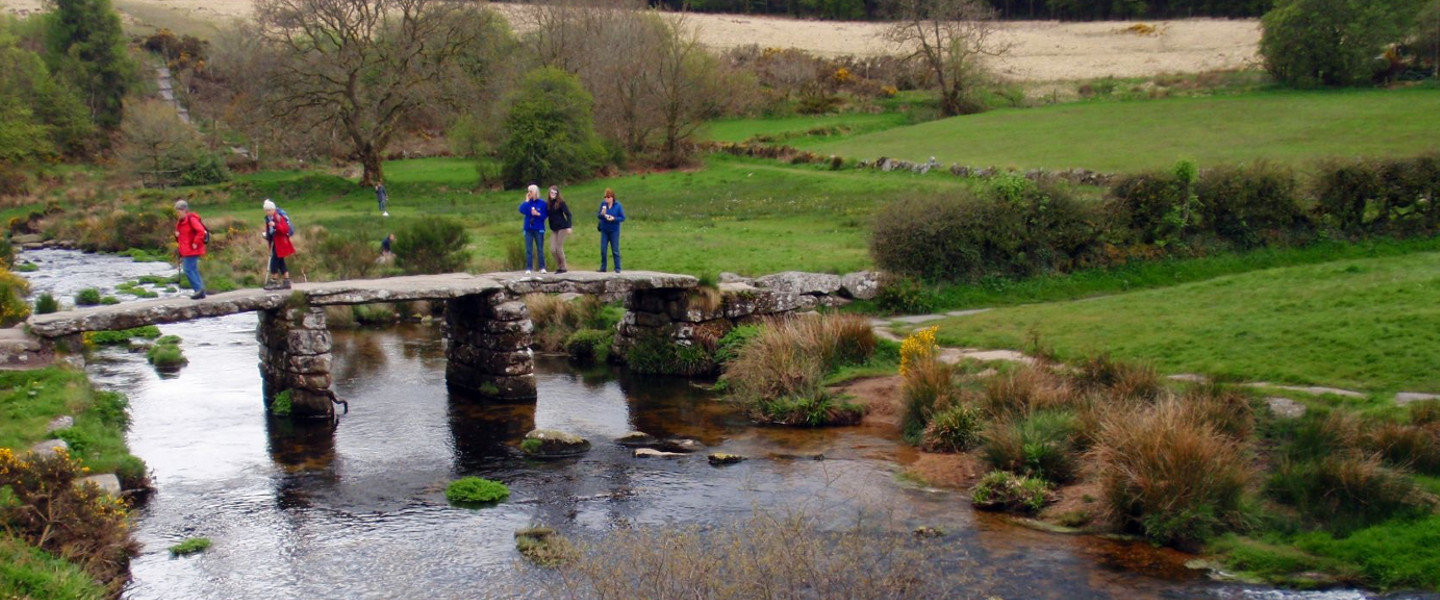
{"left": 519, "top": 198, "right": 548, "bottom": 232}
{"left": 597, "top": 200, "right": 625, "bottom": 233}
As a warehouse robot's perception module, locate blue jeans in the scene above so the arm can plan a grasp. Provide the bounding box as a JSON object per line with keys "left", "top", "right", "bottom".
{"left": 182, "top": 256, "right": 203, "bottom": 292}
{"left": 523, "top": 230, "right": 546, "bottom": 270}
{"left": 600, "top": 230, "right": 621, "bottom": 271}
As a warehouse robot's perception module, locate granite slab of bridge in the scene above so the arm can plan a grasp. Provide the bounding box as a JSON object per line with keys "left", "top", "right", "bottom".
{"left": 26, "top": 271, "right": 697, "bottom": 417}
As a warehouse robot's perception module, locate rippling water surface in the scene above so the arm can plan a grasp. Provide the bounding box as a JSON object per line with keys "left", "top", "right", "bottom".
{"left": 20, "top": 249, "right": 1433, "bottom": 600}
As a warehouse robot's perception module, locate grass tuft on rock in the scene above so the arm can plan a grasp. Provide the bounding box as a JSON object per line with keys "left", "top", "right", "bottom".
{"left": 445, "top": 476, "right": 510, "bottom": 506}
{"left": 168, "top": 537, "right": 211, "bottom": 557}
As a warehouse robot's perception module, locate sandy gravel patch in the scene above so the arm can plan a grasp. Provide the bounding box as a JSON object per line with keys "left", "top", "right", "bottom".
{"left": 3, "top": 0, "right": 1259, "bottom": 81}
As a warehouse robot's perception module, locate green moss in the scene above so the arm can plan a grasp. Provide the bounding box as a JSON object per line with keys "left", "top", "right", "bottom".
{"left": 269, "top": 389, "right": 292, "bottom": 416}
{"left": 519, "top": 438, "right": 542, "bottom": 454}
{"left": 84, "top": 326, "right": 162, "bottom": 346}
{"left": 564, "top": 329, "right": 613, "bottom": 364}
{"left": 145, "top": 336, "right": 187, "bottom": 369}
{"left": 168, "top": 537, "right": 211, "bottom": 557}
{"left": 445, "top": 476, "right": 510, "bottom": 505}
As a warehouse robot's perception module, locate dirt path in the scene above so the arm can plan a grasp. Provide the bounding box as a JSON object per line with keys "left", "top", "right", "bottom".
{"left": 2, "top": 0, "right": 1260, "bottom": 82}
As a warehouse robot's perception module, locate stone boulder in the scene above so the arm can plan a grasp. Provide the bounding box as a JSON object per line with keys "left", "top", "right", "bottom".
{"left": 634, "top": 448, "right": 687, "bottom": 459}
{"left": 615, "top": 431, "right": 658, "bottom": 447}
{"left": 753, "top": 271, "right": 842, "bottom": 296}
{"left": 30, "top": 439, "right": 68, "bottom": 457}
{"left": 718, "top": 283, "right": 802, "bottom": 317}
{"left": 79, "top": 474, "right": 122, "bottom": 496}
{"left": 718, "top": 272, "right": 751, "bottom": 284}
{"left": 839, "top": 271, "right": 881, "bottom": 300}
{"left": 46, "top": 415, "right": 74, "bottom": 433}
{"left": 521, "top": 429, "right": 592, "bottom": 458}
{"left": 654, "top": 438, "right": 705, "bottom": 453}
{"left": 707, "top": 453, "right": 745, "bottom": 466}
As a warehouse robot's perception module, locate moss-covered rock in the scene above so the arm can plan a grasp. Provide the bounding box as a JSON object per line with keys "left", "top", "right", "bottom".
{"left": 520, "top": 429, "right": 591, "bottom": 458}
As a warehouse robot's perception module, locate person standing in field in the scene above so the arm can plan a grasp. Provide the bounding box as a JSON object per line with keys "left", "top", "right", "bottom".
{"left": 597, "top": 188, "right": 624, "bottom": 273}
{"left": 375, "top": 181, "right": 389, "bottom": 217}
{"left": 262, "top": 199, "right": 295, "bottom": 289}
{"left": 546, "top": 186, "right": 572, "bottom": 274}
{"left": 519, "top": 184, "right": 548, "bottom": 274}
{"left": 173, "top": 199, "right": 208, "bottom": 300}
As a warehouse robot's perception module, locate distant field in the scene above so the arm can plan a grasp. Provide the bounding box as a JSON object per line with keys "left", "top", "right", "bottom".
{"left": 930, "top": 250, "right": 1440, "bottom": 393}
{"left": 800, "top": 88, "right": 1440, "bottom": 173}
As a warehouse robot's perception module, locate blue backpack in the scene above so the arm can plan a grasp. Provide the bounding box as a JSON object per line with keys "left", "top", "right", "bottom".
{"left": 271, "top": 208, "right": 294, "bottom": 238}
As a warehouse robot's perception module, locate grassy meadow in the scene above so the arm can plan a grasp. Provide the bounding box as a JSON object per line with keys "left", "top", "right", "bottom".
{"left": 798, "top": 87, "right": 1440, "bottom": 172}
{"left": 926, "top": 249, "right": 1440, "bottom": 393}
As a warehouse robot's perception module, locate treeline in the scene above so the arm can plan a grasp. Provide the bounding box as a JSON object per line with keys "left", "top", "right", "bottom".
{"left": 643, "top": 0, "right": 1273, "bottom": 21}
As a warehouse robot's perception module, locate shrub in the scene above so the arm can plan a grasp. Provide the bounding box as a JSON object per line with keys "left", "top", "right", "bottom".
{"left": 0, "top": 448, "right": 139, "bottom": 589}
{"left": 1089, "top": 399, "right": 1251, "bottom": 548}
{"left": 1314, "top": 159, "right": 1383, "bottom": 233}
{"left": 311, "top": 230, "right": 379, "bottom": 280}
{"left": 1260, "top": 0, "right": 1413, "bottom": 87}
{"left": 445, "top": 476, "right": 510, "bottom": 505}
{"left": 981, "top": 410, "right": 1080, "bottom": 483}
{"left": 0, "top": 267, "right": 30, "bottom": 326}
{"left": 898, "top": 325, "right": 937, "bottom": 377}
{"left": 178, "top": 153, "right": 231, "bottom": 186}
{"left": 1268, "top": 452, "right": 1435, "bottom": 533}
{"left": 75, "top": 288, "right": 102, "bottom": 306}
{"left": 1196, "top": 162, "right": 1308, "bottom": 247}
{"left": 500, "top": 67, "right": 605, "bottom": 188}
{"left": 34, "top": 293, "right": 58, "bottom": 314}
{"left": 970, "top": 470, "right": 1052, "bottom": 514}
{"left": 921, "top": 402, "right": 984, "bottom": 453}
{"left": 168, "top": 537, "right": 211, "bottom": 556}
{"left": 394, "top": 217, "right": 469, "bottom": 275}
{"left": 565, "top": 329, "right": 614, "bottom": 364}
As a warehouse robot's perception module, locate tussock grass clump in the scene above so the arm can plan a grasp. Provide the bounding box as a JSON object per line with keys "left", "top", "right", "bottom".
{"left": 445, "top": 476, "right": 510, "bottom": 506}
{"left": 34, "top": 293, "right": 58, "bottom": 315}
{"left": 528, "top": 295, "right": 620, "bottom": 352}
{"left": 74, "top": 288, "right": 102, "bottom": 306}
{"left": 900, "top": 358, "right": 958, "bottom": 442}
{"left": 980, "top": 366, "right": 1075, "bottom": 419}
{"left": 515, "top": 526, "right": 576, "bottom": 567}
{"left": 168, "top": 537, "right": 211, "bottom": 556}
{"left": 921, "top": 401, "right": 983, "bottom": 453}
{"left": 145, "top": 335, "right": 187, "bottom": 369}
{"left": 1074, "top": 354, "right": 1161, "bottom": 402}
{"left": 564, "top": 329, "right": 614, "bottom": 364}
{"left": 1179, "top": 382, "right": 1257, "bottom": 441}
{"left": 971, "top": 470, "right": 1053, "bottom": 514}
{"left": 1269, "top": 453, "right": 1435, "bottom": 534}
{"left": 725, "top": 314, "right": 876, "bottom": 426}
{"left": 1089, "top": 398, "right": 1251, "bottom": 548}
{"left": 1367, "top": 422, "right": 1440, "bottom": 476}
{"left": 1410, "top": 400, "right": 1440, "bottom": 426}
{"left": 981, "top": 410, "right": 1080, "bottom": 484}
{"left": 751, "top": 392, "right": 864, "bottom": 427}
{"left": 548, "top": 510, "right": 986, "bottom": 599}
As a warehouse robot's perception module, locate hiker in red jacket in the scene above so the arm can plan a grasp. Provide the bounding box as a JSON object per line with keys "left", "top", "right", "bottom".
{"left": 174, "top": 199, "right": 208, "bottom": 300}
{"left": 262, "top": 199, "right": 295, "bottom": 290}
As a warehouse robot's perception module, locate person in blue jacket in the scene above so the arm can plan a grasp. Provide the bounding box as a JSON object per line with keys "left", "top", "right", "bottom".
{"left": 519, "top": 184, "right": 549, "bottom": 274}
{"left": 597, "top": 187, "right": 625, "bottom": 273}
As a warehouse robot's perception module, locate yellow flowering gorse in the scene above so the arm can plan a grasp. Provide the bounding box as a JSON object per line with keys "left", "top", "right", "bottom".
{"left": 899, "top": 326, "right": 938, "bottom": 376}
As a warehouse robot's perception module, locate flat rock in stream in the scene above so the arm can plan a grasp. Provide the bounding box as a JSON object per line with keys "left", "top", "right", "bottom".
{"left": 653, "top": 438, "right": 705, "bottom": 453}
{"left": 522, "top": 429, "right": 591, "bottom": 458}
{"left": 634, "top": 448, "right": 687, "bottom": 459}
{"left": 615, "top": 431, "right": 658, "bottom": 447}
{"left": 707, "top": 453, "right": 745, "bottom": 466}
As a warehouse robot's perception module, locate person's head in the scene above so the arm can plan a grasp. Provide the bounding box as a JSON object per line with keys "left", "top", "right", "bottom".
{"left": 548, "top": 186, "right": 559, "bottom": 200}
{"left": 603, "top": 188, "right": 615, "bottom": 202}
{"left": 263, "top": 198, "right": 276, "bottom": 215}
{"left": 174, "top": 199, "right": 189, "bottom": 214}
{"left": 386, "top": 233, "right": 395, "bottom": 242}
{"left": 526, "top": 184, "right": 539, "bottom": 200}
{"left": 375, "top": 181, "right": 383, "bottom": 189}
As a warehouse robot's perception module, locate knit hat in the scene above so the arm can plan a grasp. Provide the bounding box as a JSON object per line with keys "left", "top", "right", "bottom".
{"left": 263, "top": 199, "right": 276, "bottom": 211}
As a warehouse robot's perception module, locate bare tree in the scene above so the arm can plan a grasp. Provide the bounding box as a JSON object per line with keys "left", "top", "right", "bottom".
{"left": 251, "top": 0, "right": 499, "bottom": 185}
{"left": 884, "top": 0, "right": 1009, "bottom": 116}
{"left": 121, "top": 99, "right": 200, "bottom": 183}
{"left": 651, "top": 16, "right": 729, "bottom": 166}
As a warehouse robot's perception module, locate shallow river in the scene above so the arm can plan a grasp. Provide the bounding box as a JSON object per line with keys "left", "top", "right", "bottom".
{"left": 19, "top": 249, "right": 1428, "bottom": 600}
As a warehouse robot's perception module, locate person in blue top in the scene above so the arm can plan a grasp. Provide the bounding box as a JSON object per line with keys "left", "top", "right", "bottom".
{"left": 597, "top": 187, "right": 625, "bottom": 273}
{"left": 519, "top": 184, "right": 549, "bottom": 274}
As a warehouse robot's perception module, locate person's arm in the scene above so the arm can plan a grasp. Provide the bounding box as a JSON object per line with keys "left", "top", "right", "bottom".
{"left": 520, "top": 200, "right": 531, "bottom": 216}
{"left": 563, "top": 204, "right": 572, "bottom": 226}
{"left": 276, "top": 215, "right": 291, "bottom": 237}
{"left": 536, "top": 202, "right": 547, "bottom": 220}
{"left": 613, "top": 203, "right": 625, "bottom": 223}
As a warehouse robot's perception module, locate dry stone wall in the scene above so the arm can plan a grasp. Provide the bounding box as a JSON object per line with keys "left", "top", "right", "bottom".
{"left": 444, "top": 291, "right": 537, "bottom": 400}
{"left": 257, "top": 306, "right": 335, "bottom": 417}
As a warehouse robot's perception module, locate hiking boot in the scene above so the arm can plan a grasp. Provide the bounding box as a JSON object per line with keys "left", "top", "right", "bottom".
{"left": 262, "top": 280, "right": 281, "bottom": 290}
{"left": 556, "top": 269, "right": 567, "bottom": 274}
{"left": 280, "top": 279, "right": 291, "bottom": 290}
{"left": 190, "top": 291, "right": 206, "bottom": 300}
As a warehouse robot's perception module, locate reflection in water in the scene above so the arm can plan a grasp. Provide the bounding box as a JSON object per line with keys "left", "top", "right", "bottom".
{"left": 19, "top": 245, "right": 1389, "bottom": 599}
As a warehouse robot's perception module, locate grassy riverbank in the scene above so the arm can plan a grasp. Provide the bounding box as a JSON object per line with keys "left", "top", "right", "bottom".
{"left": 0, "top": 534, "right": 108, "bottom": 600}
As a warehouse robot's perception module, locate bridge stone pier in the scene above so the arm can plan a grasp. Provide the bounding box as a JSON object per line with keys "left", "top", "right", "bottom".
{"left": 26, "top": 271, "right": 697, "bottom": 418}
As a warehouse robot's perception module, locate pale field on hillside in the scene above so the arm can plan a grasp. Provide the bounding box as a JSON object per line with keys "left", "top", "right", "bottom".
{"left": 2, "top": 0, "right": 1260, "bottom": 81}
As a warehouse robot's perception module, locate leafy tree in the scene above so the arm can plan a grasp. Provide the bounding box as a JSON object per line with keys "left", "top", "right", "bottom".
{"left": 1418, "top": 0, "right": 1440, "bottom": 79}
{"left": 120, "top": 99, "right": 201, "bottom": 181}
{"left": 500, "top": 67, "right": 605, "bottom": 189}
{"left": 43, "top": 0, "right": 135, "bottom": 131}
{"left": 0, "top": 18, "right": 94, "bottom": 160}
{"left": 1260, "top": 0, "right": 1417, "bottom": 87}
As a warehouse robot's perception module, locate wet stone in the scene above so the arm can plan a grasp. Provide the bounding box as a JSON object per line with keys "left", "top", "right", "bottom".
{"left": 654, "top": 438, "right": 705, "bottom": 454}
{"left": 616, "top": 431, "right": 658, "bottom": 447}
{"left": 522, "top": 429, "right": 591, "bottom": 458}
{"left": 707, "top": 453, "right": 745, "bottom": 466}
{"left": 635, "top": 448, "right": 687, "bottom": 459}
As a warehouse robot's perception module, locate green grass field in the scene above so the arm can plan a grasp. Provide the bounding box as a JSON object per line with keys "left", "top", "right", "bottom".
{"left": 799, "top": 88, "right": 1440, "bottom": 172}
{"left": 702, "top": 113, "right": 908, "bottom": 144}
{"left": 929, "top": 250, "right": 1440, "bottom": 393}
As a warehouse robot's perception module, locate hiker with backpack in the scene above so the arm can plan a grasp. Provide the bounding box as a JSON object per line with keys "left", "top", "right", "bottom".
{"left": 173, "top": 199, "right": 208, "bottom": 300}
{"left": 262, "top": 198, "right": 295, "bottom": 290}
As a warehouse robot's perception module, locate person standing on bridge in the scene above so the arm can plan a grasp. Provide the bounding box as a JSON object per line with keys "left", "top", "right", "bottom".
{"left": 519, "top": 184, "right": 548, "bottom": 274}
{"left": 174, "top": 200, "right": 208, "bottom": 300}
{"left": 597, "top": 188, "right": 624, "bottom": 273}
{"left": 262, "top": 199, "right": 295, "bottom": 290}
{"left": 546, "top": 186, "right": 571, "bottom": 274}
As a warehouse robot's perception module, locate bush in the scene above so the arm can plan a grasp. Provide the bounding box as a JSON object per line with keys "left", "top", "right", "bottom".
{"left": 394, "top": 217, "right": 469, "bottom": 275}
{"left": 873, "top": 276, "right": 936, "bottom": 315}
{"left": 980, "top": 410, "right": 1080, "bottom": 484}
{"left": 871, "top": 182, "right": 1099, "bottom": 282}
{"left": 970, "top": 470, "right": 1052, "bottom": 514}
{"left": 445, "top": 476, "right": 510, "bottom": 505}
{"left": 74, "top": 287, "right": 102, "bottom": 306}
{"left": 0, "top": 448, "right": 139, "bottom": 589}
{"left": 1268, "top": 452, "right": 1435, "bottom": 534}
{"left": 178, "top": 153, "right": 231, "bottom": 186}
{"left": 0, "top": 267, "right": 30, "bottom": 326}
{"left": 1197, "top": 162, "right": 1309, "bottom": 247}
{"left": 500, "top": 67, "right": 605, "bottom": 188}
{"left": 1260, "top": 0, "right": 1413, "bottom": 87}
{"left": 1105, "top": 171, "right": 1188, "bottom": 245}
{"left": 1089, "top": 398, "right": 1251, "bottom": 548}
{"left": 921, "top": 402, "right": 984, "bottom": 452}
{"left": 565, "top": 329, "right": 614, "bottom": 364}
{"left": 1314, "top": 159, "right": 1383, "bottom": 233}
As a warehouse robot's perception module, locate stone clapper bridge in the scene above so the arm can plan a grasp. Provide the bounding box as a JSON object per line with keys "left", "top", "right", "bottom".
{"left": 25, "top": 271, "right": 702, "bottom": 417}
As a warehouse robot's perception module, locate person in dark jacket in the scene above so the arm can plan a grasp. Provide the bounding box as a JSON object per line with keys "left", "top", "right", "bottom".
{"left": 173, "top": 199, "right": 208, "bottom": 300}
{"left": 519, "top": 184, "right": 549, "bottom": 274}
{"left": 597, "top": 187, "right": 625, "bottom": 273}
{"left": 375, "top": 181, "right": 389, "bottom": 217}
{"left": 262, "top": 199, "right": 295, "bottom": 289}
{"left": 546, "top": 185, "right": 572, "bottom": 274}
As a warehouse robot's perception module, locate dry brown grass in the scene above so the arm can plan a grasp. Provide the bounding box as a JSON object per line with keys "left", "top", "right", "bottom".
{"left": 725, "top": 313, "right": 876, "bottom": 404}
{"left": 1074, "top": 354, "right": 1162, "bottom": 402}
{"left": 979, "top": 365, "right": 1075, "bottom": 419}
{"left": 526, "top": 294, "right": 607, "bottom": 351}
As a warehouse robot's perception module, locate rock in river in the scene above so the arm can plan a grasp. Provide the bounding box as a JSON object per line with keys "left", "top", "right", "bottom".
{"left": 521, "top": 429, "right": 591, "bottom": 458}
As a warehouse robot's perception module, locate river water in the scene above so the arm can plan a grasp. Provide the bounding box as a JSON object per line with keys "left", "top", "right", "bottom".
{"left": 18, "top": 249, "right": 1427, "bottom": 600}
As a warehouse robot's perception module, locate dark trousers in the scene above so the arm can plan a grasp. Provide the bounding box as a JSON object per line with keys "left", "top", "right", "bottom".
{"left": 600, "top": 229, "right": 621, "bottom": 271}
